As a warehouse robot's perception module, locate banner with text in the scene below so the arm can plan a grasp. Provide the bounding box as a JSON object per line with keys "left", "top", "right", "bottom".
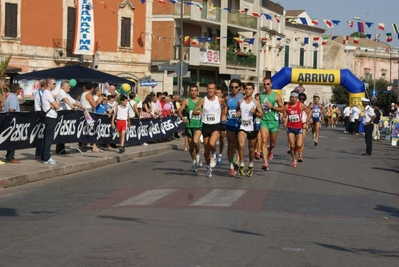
{"left": 0, "top": 111, "right": 183, "bottom": 150}
{"left": 73, "top": 0, "right": 96, "bottom": 55}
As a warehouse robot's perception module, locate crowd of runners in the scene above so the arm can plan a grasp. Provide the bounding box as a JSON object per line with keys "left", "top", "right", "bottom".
{"left": 178, "top": 77, "right": 332, "bottom": 178}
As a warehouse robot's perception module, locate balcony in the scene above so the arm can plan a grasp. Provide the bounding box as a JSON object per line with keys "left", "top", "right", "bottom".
{"left": 226, "top": 51, "right": 256, "bottom": 68}
{"left": 227, "top": 11, "right": 257, "bottom": 30}
{"left": 201, "top": 6, "right": 221, "bottom": 23}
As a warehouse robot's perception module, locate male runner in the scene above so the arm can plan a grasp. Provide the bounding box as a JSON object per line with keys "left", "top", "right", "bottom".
{"left": 259, "top": 77, "right": 285, "bottom": 171}
{"left": 310, "top": 94, "right": 323, "bottom": 146}
{"left": 225, "top": 79, "right": 243, "bottom": 176}
{"left": 193, "top": 82, "right": 227, "bottom": 177}
{"left": 215, "top": 87, "right": 225, "bottom": 165}
{"left": 236, "top": 83, "right": 263, "bottom": 177}
{"left": 177, "top": 85, "right": 203, "bottom": 172}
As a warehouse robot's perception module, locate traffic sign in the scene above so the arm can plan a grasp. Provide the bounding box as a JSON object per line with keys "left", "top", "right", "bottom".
{"left": 371, "top": 89, "right": 378, "bottom": 97}
{"left": 175, "top": 61, "right": 188, "bottom": 76}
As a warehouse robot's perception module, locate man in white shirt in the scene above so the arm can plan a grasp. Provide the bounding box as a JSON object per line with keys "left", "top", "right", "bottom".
{"left": 39, "top": 78, "right": 60, "bottom": 164}
{"left": 55, "top": 80, "right": 85, "bottom": 154}
{"left": 343, "top": 104, "right": 351, "bottom": 133}
{"left": 361, "top": 98, "right": 376, "bottom": 156}
{"left": 351, "top": 104, "right": 361, "bottom": 135}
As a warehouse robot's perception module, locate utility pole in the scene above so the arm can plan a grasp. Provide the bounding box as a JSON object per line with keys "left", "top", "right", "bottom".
{"left": 178, "top": 1, "right": 184, "bottom": 97}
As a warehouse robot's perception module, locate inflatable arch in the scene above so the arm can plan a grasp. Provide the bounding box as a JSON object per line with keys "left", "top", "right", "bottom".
{"left": 271, "top": 67, "right": 365, "bottom": 107}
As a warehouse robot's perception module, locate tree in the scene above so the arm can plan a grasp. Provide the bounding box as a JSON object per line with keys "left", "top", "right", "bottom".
{"left": 331, "top": 85, "right": 349, "bottom": 104}
{"left": 0, "top": 55, "right": 12, "bottom": 111}
{"left": 350, "top": 32, "right": 367, "bottom": 38}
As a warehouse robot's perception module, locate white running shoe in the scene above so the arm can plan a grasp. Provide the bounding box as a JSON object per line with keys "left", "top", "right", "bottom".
{"left": 197, "top": 159, "right": 203, "bottom": 167}
{"left": 205, "top": 166, "right": 212, "bottom": 177}
{"left": 43, "top": 157, "right": 58, "bottom": 165}
{"left": 191, "top": 162, "right": 198, "bottom": 172}
{"left": 210, "top": 155, "right": 216, "bottom": 168}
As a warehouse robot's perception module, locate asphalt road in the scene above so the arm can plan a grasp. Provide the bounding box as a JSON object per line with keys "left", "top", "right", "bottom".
{"left": 0, "top": 125, "right": 398, "bottom": 267}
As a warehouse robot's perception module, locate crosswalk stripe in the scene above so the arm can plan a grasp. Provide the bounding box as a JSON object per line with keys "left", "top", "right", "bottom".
{"left": 115, "top": 189, "right": 178, "bottom": 206}
{"left": 190, "top": 189, "right": 246, "bottom": 207}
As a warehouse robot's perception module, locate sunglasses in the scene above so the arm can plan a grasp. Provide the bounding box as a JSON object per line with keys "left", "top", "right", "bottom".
{"left": 230, "top": 86, "right": 239, "bottom": 89}
{"left": 264, "top": 83, "right": 271, "bottom": 86}
{"left": 52, "top": 83, "right": 57, "bottom": 85}
{"left": 299, "top": 98, "right": 306, "bottom": 100}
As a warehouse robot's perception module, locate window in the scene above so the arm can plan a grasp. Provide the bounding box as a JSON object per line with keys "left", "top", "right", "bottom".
{"left": 5, "top": 3, "right": 17, "bottom": 37}
{"left": 299, "top": 48, "right": 304, "bottom": 67}
{"left": 313, "top": 50, "right": 318, "bottom": 69}
{"left": 66, "top": 7, "right": 79, "bottom": 57}
{"left": 284, "top": 45, "right": 289, "bottom": 67}
{"left": 121, "top": 17, "right": 131, "bottom": 47}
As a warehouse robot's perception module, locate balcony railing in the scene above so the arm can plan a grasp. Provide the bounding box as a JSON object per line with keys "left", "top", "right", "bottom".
{"left": 226, "top": 51, "right": 256, "bottom": 68}
{"left": 227, "top": 11, "right": 257, "bottom": 29}
{"left": 201, "top": 6, "right": 221, "bottom": 22}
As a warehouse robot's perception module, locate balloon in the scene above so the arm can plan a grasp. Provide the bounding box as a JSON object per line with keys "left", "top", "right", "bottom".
{"left": 69, "top": 79, "right": 77, "bottom": 88}
{"left": 163, "top": 103, "right": 171, "bottom": 111}
{"left": 121, "top": 83, "right": 131, "bottom": 93}
{"left": 134, "top": 96, "right": 140, "bottom": 103}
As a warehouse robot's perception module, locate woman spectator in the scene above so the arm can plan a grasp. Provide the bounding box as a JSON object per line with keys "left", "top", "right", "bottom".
{"left": 372, "top": 105, "right": 381, "bottom": 141}
{"left": 142, "top": 93, "right": 154, "bottom": 118}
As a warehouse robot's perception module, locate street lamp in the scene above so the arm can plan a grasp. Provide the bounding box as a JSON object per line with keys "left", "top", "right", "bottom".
{"left": 354, "top": 16, "right": 376, "bottom": 98}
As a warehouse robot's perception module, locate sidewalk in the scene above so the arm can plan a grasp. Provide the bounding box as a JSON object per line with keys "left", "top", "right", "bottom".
{"left": 0, "top": 140, "right": 184, "bottom": 188}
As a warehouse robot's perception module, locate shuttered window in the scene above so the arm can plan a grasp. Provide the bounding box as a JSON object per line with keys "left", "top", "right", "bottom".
{"left": 121, "top": 17, "right": 131, "bottom": 47}
{"left": 5, "top": 3, "right": 17, "bottom": 37}
{"left": 67, "top": 7, "right": 79, "bottom": 57}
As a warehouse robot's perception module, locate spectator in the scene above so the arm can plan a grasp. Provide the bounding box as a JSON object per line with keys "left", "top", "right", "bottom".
{"left": 33, "top": 79, "right": 47, "bottom": 159}
{"left": 4, "top": 83, "right": 22, "bottom": 163}
{"left": 40, "top": 78, "right": 60, "bottom": 164}
{"left": 350, "top": 104, "right": 361, "bottom": 135}
{"left": 373, "top": 105, "right": 381, "bottom": 141}
{"left": 55, "top": 80, "right": 86, "bottom": 154}
{"left": 343, "top": 104, "right": 351, "bottom": 133}
{"left": 95, "top": 94, "right": 109, "bottom": 115}
{"left": 106, "top": 85, "right": 119, "bottom": 97}
{"left": 128, "top": 92, "right": 140, "bottom": 119}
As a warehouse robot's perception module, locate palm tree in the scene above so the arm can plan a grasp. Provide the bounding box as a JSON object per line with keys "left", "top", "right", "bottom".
{"left": 0, "top": 55, "right": 12, "bottom": 111}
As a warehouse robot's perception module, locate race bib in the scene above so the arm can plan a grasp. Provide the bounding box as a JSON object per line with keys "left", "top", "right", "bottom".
{"left": 204, "top": 113, "right": 216, "bottom": 122}
{"left": 189, "top": 110, "right": 201, "bottom": 120}
{"left": 262, "top": 104, "right": 270, "bottom": 113}
{"left": 289, "top": 114, "right": 300, "bottom": 122}
{"left": 228, "top": 110, "right": 237, "bottom": 118}
{"left": 241, "top": 120, "right": 252, "bottom": 126}
{"left": 312, "top": 112, "right": 319, "bottom": 117}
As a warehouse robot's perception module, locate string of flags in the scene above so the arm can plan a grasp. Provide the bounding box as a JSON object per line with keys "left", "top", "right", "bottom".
{"left": 97, "top": 0, "right": 399, "bottom": 45}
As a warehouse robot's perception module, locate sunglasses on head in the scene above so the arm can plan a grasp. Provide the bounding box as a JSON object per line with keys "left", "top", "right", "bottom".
{"left": 230, "top": 86, "right": 239, "bottom": 89}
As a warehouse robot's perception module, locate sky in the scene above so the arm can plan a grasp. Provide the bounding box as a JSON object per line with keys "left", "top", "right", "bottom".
{"left": 276, "top": 0, "right": 399, "bottom": 48}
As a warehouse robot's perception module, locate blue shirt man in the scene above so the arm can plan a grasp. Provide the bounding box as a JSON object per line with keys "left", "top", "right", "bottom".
{"left": 4, "top": 84, "right": 22, "bottom": 163}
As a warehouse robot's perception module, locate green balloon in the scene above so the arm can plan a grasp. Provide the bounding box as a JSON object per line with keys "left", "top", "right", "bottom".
{"left": 134, "top": 96, "right": 140, "bottom": 103}
{"left": 69, "top": 79, "right": 77, "bottom": 87}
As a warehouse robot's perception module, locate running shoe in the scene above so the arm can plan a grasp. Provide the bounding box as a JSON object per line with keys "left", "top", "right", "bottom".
{"left": 268, "top": 151, "right": 274, "bottom": 161}
{"left": 43, "top": 157, "right": 58, "bottom": 165}
{"left": 287, "top": 149, "right": 290, "bottom": 154}
{"left": 254, "top": 152, "right": 260, "bottom": 160}
{"left": 191, "top": 162, "right": 198, "bottom": 172}
{"left": 217, "top": 154, "right": 222, "bottom": 165}
{"left": 291, "top": 160, "right": 297, "bottom": 167}
{"left": 197, "top": 159, "right": 203, "bottom": 167}
{"left": 261, "top": 163, "right": 269, "bottom": 171}
{"left": 314, "top": 140, "right": 318, "bottom": 146}
{"left": 210, "top": 155, "right": 217, "bottom": 168}
{"left": 259, "top": 151, "right": 263, "bottom": 158}
{"left": 298, "top": 156, "right": 303, "bottom": 162}
{"left": 238, "top": 166, "right": 245, "bottom": 176}
{"left": 246, "top": 166, "right": 253, "bottom": 177}
{"left": 234, "top": 163, "right": 239, "bottom": 171}
{"left": 229, "top": 168, "right": 236, "bottom": 177}
{"left": 205, "top": 166, "right": 212, "bottom": 177}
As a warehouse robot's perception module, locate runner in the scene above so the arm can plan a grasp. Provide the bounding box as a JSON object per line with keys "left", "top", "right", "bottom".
{"left": 193, "top": 82, "right": 227, "bottom": 177}
{"left": 282, "top": 91, "right": 311, "bottom": 167}
{"left": 310, "top": 94, "right": 323, "bottom": 146}
{"left": 225, "top": 79, "right": 243, "bottom": 177}
{"left": 254, "top": 93, "right": 262, "bottom": 160}
{"left": 177, "top": 85, "right": 203, "bottom": 172}
{"left": 215, "top": 87, "right": 226, "bottom": 165}
{"left": 236, "top": 83, "right": 263, "bottom": 177}
{"left": 298, "top": 92, "right": 310, "bottom": 162}
{"left": 259, "top": 77, "right": 285, "bottom": 171}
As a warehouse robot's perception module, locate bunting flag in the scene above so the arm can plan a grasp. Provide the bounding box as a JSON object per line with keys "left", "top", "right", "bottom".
{"left": 249, "top": 38, "right": 255, "bottom": 45}
{"left": 386, "top": 32, "right": 393, "bottom": 42}
{"left": 378, "top": 23, "right": 385, "bottom": 31}
{"left": 183, "top": 36, "right": 190, "bottom": 45}
{"left": 347, "top": 21, "right": 353, "bottom": 28}
{"left": 313, "top": 43, "right": 319, "bottom": 47}
{"left": 365, "top": 34, "right": 371, "bottom": 39}
{"left": 332, "top": 20, "right": 340, "bottom": 26}
{"left": 240, "top": 9, "right": 248, "bottom": 14}
{"left": 324, "top": 19, "right": 333, "bottom": 28}
{"left": 375, "top": 33, "right": 381, "bottom": 41}
{"left": 223, "top": 8, "right": 231, "bottom": 13}
{"left": 252, "top": 12, "right": 260, "bottom": 18}
{"left": 303, "top": 37, "right": 309, "bottom": 44}
{"left": 343, "top": 36, "right": 349, "bottom": 44}
{"left": 141, "top": 0, "right": 145, "bottom": 3}
{"left": 274, "top": 15, "right": 281, "bottom": 23}
{"left": 332, "top": 36, "right": 338, "bottom": 40}
{"left": 357, "top": 21, "right": 365, "bottom": 33}
{"left": 198, "top": 36, "right": 205, "bottom": 42}
{"left": 392, "top": 24, "right": 399, "bottom": 38}
{"left": 365, "top": 22, "right": 373, "bottom": 28}
{"left": 263, "top": 13, "right": 272, "bottom": 20}
{"left": 322, "top": 36, "right": 329, "bottom": 45}
{"left": 191, "top": 36, "right": 198, "bottom": 45}
{"left": 299, "top": 17, "right": 308, "bottom": 25}
{"left": 207, "top": 37, "right": 212, "bottom": 42}
{"left": 158, "top": 0, "right": 165, "bottom": 4}
{"left": 311, "top": 18, "right": 318, "bottom": 25}
{"left": 354, "top": 36, "right": 359, "bottom": 44}
{"left": 313, "top": 37, "right": 320, "bottom": 41}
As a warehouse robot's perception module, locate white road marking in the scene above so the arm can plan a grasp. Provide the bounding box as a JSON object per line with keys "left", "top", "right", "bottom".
{"left": 115, "top": 189, "right": 178, "bottom": 206}
{"left": 190, "top": 189, "right": 246, "bottom": 207}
